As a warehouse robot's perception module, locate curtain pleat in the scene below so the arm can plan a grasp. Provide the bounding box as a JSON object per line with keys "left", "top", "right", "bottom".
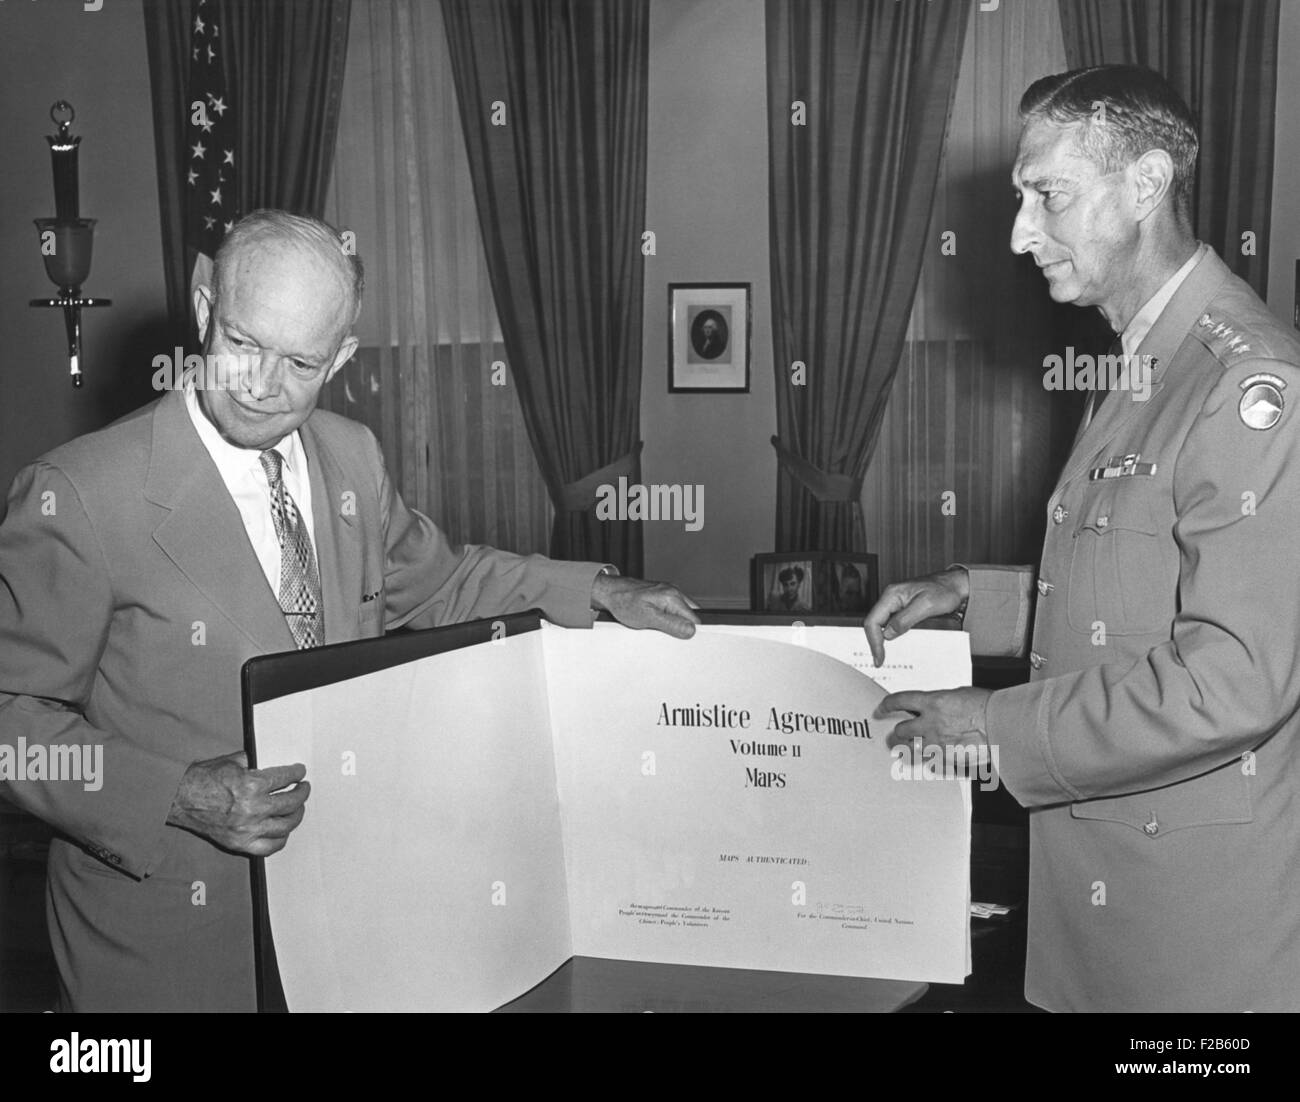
{"left": 861, "top": 0, "right": 1090, "bottom": 587}
{"left": 320, "top": 0, "right": 553, "bottom": 555}
{"left": 222, "top": 0, "right": 352, "bottom": 218}
{"left": 141, "top": 0, "right": 192, "bottom": 344}
{"left": 1058, "top": 0, "right": 1280, "bottom": 297}
{"left": 441, "top": 0, "right": 650, "bottom": 573}
{"left": 766, "top": 0, "right": 970, "bottom": 553}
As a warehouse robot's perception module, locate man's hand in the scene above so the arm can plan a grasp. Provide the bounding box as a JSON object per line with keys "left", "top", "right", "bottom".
{"left": 167, "top": 751, "right": 310, "bottom": 857}
{"left": 863, "top": 567, "right": 969, "bottom": 666}
{"left": 880, "top": 686, "right": 993, "bottom": 762}
{"left": 592, "top": 573, "right": 701, "bottom": 639}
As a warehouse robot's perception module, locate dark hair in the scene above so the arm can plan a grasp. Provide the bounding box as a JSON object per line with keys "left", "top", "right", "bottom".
{"left": 1020, "top": 65, "right": 1198, "bottom": 223}
{"left": 778, "top": 566, "right": 804, "bottom": 585}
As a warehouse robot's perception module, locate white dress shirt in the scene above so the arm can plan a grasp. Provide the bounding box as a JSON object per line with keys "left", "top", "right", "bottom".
{"left": 184, "top": 381, "right": 317, "bottom": 593}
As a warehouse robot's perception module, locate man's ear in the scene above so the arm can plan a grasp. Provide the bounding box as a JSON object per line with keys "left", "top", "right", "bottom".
{"left": 324, "top": 334, "right": 359, "bottom": 385}
{"left": 1131, "top": 148, "right": 1175, "bottom": 223}
{"left": 193, "top": 284, "right": 215, "bottom": 344}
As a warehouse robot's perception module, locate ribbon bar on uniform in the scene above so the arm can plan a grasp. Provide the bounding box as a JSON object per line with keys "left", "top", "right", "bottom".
{"left": 1089, "top": 453, "right": 1157, "bottom": 481}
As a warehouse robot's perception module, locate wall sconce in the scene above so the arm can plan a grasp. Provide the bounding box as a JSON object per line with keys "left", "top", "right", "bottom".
{"left": 30, "top": 101, "right": 111, "bottom": 388}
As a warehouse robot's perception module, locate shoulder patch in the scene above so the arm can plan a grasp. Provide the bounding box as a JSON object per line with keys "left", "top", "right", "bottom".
{"left": 1238, "top": 372, "right": 1285, "bottom": 431}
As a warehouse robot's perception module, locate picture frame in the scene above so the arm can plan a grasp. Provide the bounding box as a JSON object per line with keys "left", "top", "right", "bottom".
{"left": 668, "top": 282, "right": 751, "bottom": 392}
{"left": 751, "top": 551, "right": 879, "bottom": 616}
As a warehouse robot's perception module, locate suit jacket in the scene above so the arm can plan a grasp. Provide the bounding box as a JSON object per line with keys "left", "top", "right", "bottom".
{"left": 0, "top": 388, "right": 605, "bottom": 1011}
{"left": 963, "top": 246, "right": 1300, "bottom": 1011}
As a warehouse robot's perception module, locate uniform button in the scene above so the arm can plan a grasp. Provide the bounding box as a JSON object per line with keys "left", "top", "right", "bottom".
{"left": 1052, "top": 505, "right": 1068, "bottom": 525}
{"left": 1029, "top": 651, "right": 1046, "bottom": 669}
{"left": 1036, "top": 579, "right": 1054, "bottom": 596}
{"left": 1143, "top": 815, "right": 1159, "bottom": 836}
{"left": 1096, "top": 515, "right": 1109, "bottom": 529}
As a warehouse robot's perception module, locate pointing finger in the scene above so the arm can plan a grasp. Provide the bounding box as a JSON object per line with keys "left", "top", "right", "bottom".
{"left": 879, "top": 690, "right": 928, "bottom": 716}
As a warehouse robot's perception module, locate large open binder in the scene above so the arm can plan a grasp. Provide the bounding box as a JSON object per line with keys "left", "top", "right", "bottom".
{"left": 242, "top": 611, "right": 972, "bottom": 1011}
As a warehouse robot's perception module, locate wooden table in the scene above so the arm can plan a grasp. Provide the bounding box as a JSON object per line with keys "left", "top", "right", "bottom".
{"left": 496, "top": 957, "right": 928, "bottom": 1013}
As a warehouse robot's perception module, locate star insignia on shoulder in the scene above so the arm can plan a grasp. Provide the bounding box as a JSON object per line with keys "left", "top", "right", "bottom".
{"left": 1198, "top": 312, "right": 1259, "bottom": 363}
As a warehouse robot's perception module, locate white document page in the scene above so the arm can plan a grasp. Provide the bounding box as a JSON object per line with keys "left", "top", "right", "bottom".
{"left": 542, "top": 623, "right": 972, "bottom": 984}
{"left": 253, "top": 632, "right": 570, "bottom": 1012}
{"left": 698, "top": 623, "right": 976, "bottom": 974}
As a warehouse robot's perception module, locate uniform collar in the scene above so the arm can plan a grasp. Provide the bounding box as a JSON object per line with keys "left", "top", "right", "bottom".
{"left": 1120, "top": 242, "right": 1206, "bottom": 360}
{"left": 1054, "top": 245, "right": 1232, "bottom": 491}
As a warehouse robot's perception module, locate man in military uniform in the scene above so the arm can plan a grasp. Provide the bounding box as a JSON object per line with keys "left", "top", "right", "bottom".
{"left": 864, "top": 65, "right": 1300, "bottom": 1011}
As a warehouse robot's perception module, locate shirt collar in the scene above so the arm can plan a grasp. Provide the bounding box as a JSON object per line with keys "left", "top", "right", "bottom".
{"left": 183, "top": 379, "right": 305, "bottom": 478}
{"left": 1121, "top": 242, "right": 1206, "bottom": 359}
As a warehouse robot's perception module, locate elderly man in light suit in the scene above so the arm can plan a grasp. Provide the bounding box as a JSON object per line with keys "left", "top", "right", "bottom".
{"left": 0, "top": 210, "right": 699, "bottom": 1011}
{"left": 866, "top": 66, "right": 1300, "bottom": 1011}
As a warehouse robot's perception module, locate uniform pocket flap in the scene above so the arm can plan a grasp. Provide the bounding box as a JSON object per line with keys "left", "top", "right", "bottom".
{"left": 1070, "top": 761, "right": 1252, "bottom": 837}
{"left": 1076, "top": 484, "right": 1158, "bottom": 536}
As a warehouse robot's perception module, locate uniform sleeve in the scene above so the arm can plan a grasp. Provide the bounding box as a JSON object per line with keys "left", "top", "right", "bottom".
{"left": 958, "top": 564, "right": 1035, "bottom": 657}
{"left": 367, "top": 432, "right": 606, "bottom": 630}
{"left": 0, "top": 463, "right": 189, "bottom": 878}
{"left": 987, "top": 358, "right": 1300, "bottom": 807}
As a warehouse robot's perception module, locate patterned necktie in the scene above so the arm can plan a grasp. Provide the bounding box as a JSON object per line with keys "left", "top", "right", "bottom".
{"left": 259, "top": 449, "right": 324, "bottom": 649}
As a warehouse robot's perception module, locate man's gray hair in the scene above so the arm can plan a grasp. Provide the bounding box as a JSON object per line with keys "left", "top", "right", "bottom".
{"left": 1020, "top": 65, "right": 1199, "bottom": 225}
{"left": 212, "top": 209, "right": 365, "bottom": 323}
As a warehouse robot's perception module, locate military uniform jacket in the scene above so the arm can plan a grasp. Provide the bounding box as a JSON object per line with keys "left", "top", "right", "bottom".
{"left": 0, "top": 389, "right": 606, "bottom": 1011}
{"left": 963, "top": 246, "right": 1300, "bottom": 1011}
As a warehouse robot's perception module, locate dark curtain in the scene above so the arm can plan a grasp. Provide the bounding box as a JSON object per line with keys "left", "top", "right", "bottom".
{"left": 143, "top": 0, "right": 352, "bottom": 341}
{"left": 142, "top": 0, "right": 192, "bottom": 346}
{"left": 1058, "top": 0, "right": 1279, "bottom": 297}
{"left": 766, "top": 0, "right": 970, "bottom": 552}
{"left": 223, "top": 0, "right": 352, "bottom": 219}
{"left": 442, "top": 0, "right": 649, "bottom": 573}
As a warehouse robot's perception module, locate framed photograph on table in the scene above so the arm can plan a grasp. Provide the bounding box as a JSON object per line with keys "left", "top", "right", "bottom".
{"left": 751, "top": 551, "right": 878, "bottom": 615}
{"left": 668, "top": 282, "right": 751, "bottom": 392}
{"left": 822, "top": 553, "right": 877, "bottom": 615}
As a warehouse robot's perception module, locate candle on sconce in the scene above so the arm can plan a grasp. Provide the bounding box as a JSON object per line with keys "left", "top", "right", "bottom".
{"left": 46, "top": 100, "right": 81, "bottom": 221}
{"left": 31, "top": 98, "right": 111, "bottom": 388}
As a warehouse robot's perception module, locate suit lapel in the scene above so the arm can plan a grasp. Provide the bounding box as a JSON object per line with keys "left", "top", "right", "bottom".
{"left": 300, "top": 416, "right": 362, "bottom": 644}
{"left": 145, "top": 389, "right": 296, "bottom": 653}
{"left": 1055, "top": 246, "right": 1232, "bottom": 488}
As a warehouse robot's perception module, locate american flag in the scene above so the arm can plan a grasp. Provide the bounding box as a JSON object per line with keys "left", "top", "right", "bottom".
{"left": 184, "top": 0, "right": 236, "bottom": 306}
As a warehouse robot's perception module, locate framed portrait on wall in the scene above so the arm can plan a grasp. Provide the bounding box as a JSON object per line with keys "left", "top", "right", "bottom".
{"left": 751, "top": 551, "right": 879, "bottom": 616}
{"left": 668, "top": 282, "right": 751, "bottom": 392}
